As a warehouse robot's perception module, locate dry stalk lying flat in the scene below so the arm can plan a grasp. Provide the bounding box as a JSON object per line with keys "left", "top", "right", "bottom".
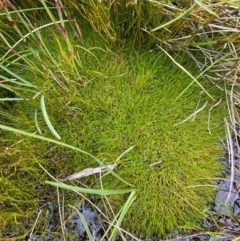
{"left": 58, "top": 164, "right": 118, "bottom": 182}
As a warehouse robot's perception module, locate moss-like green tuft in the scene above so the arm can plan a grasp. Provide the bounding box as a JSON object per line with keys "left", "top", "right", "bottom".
{"left": 76, "top": 52, "right": 225, "bottom": 237}
{"left": 0, "top": 19, "right": 226, "bottom": 238}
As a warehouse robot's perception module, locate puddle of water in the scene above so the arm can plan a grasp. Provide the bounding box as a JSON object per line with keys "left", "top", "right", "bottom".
{"left": 66, "top": 204, "right": 106, "bottom": 241}
{"left": 211, "top": 123, "right": 240, "bottom": 239}
{"left": 29, "top": 201, "right": 107, "bottom": 241}
{"left": 215, "top": 179, "right": 240, "bottom": 217}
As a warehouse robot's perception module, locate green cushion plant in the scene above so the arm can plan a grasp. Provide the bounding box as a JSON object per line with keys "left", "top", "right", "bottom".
{"left": 0, "top": 1, "right": 233, "bottom": 239}
{"left": 0, "top": 19, "right": 226, "bottom": 238}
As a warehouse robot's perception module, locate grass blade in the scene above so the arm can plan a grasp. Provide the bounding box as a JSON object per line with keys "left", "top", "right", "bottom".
{"left": 40, "top": 95, "right": 61, "bottom": 140}
{"left": 0, "top": 124, "right": 134, "bottom": 187}
{"left": 0, "top": 98, "right": 25, "bottom": 101}
{"left": 68, "top": 205, "right": 95, "bottom": 241}
{"left": 194, "top": 0, "right": 218, "bottom": 17}
{"left": 1, "top": 20, "right": 68, "bottom": 61}
{"left": 157, "top": 44, "right": 215, "bottom": 101}
{"left": 151, "top": 3, "right": 197, "bottom": 32}
{"left": 34, "top": 109, "right": 42, "bottom": 135}
{"left": 0, "top": 63, "right": 37, "bottom": 88}
{"left": 46, "top": 181, "right": 134, "bottom": 195}
{"left": 39, "top": 0, "right": 56, "bottom": 23}
{"left": 108, "top": 191, "right": 136, "bottom": 241}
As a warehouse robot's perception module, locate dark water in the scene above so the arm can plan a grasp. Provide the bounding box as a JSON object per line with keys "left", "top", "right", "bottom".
{"left": 28, "top": 125, "right": 240, "bottom": 241}
{"left": 29, "top": 200, "right": 107, "bottom": 241}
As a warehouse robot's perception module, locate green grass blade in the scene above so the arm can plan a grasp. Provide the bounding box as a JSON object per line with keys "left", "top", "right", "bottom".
{"left": 0, "top": 75, "right": 36, "bottom": 88}
{"left": 68, "top": 205, "right": 94, "bottom": 241}
{"left": 55, "top": 0, "right": 65, "bottom": 29}
{"left": 0, "top": 98, "right": 25, "bottom": 101}
{"left": 151, "top": 3, "right": 197, "bottom": 32}
{"left": 32, "top": 91, "right": 42, "bottom": 99}
{"left": 39, "top": 0, "right": 56, "bottom": 23}
{"left": 0, "top": 124, "right": 134, "bottom": 187}
{"left": 74, "top": 45, "right": 101, "bottom": 65}
{"left": 194, "top": 0, "right": 218, "bottom": 17}
{"left": 1, "top": 20, "right": 68, "bottom": 61}
{"left": 0, "top": 8, "right": 53, "bottom": 17}
{"left": 0, "top": 63, "right": 37, "bottom": 88}
{"left": 157, "top": 45, "right": 215, "bottom": 101}
{"left": 34, "top": 109, "right": 42, "bottom": 135}
{"left": 177, "top": 51, "right": 238, "bottom": 101}
{"left": 0, "top": 31, "right": 13, "bottom": 49}
{"left": 40, "top": 95, "right": 61, "bottom": 140}
{"left": 189, "top": 41, "right": 217, "bottom": 47}
{"left": 108, "top": 191, "right": 136, "bottom": 241}
{"left": 46, "top": 181, "right": 134, "bottom": 195}
{"left": 34, "top": 25, "right": 69, "bottom": 80}
{"left": 0, "top": 110, "right": 20, "bottom": 123}
{"left": 0, "top": 83, "right": 14, "bottom": 92}
{"left": 15, "top": 9, "right": 33, "bottom": 34}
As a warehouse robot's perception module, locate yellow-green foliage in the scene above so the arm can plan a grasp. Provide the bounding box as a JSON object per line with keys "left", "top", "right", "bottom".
{"left": 64, "top": 0, "right": 235, "bottom": 48}
{"left": 0, "top": 16, "right": 226, "bottom": 239}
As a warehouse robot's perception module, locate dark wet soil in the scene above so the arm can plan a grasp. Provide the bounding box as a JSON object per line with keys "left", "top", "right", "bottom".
{"left": 28, "top": 200, "right": 107, "bottom": 241}
{"left": 28, "top": 124, "right": 240, "bottom": 241}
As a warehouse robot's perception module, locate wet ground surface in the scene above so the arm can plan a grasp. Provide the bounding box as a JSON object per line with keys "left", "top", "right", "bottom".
{"left": 29, "top": 125, "right": 240, "bottom": 241}
{"left": 29, "top": 201, "right": 107, "bottom": 241}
